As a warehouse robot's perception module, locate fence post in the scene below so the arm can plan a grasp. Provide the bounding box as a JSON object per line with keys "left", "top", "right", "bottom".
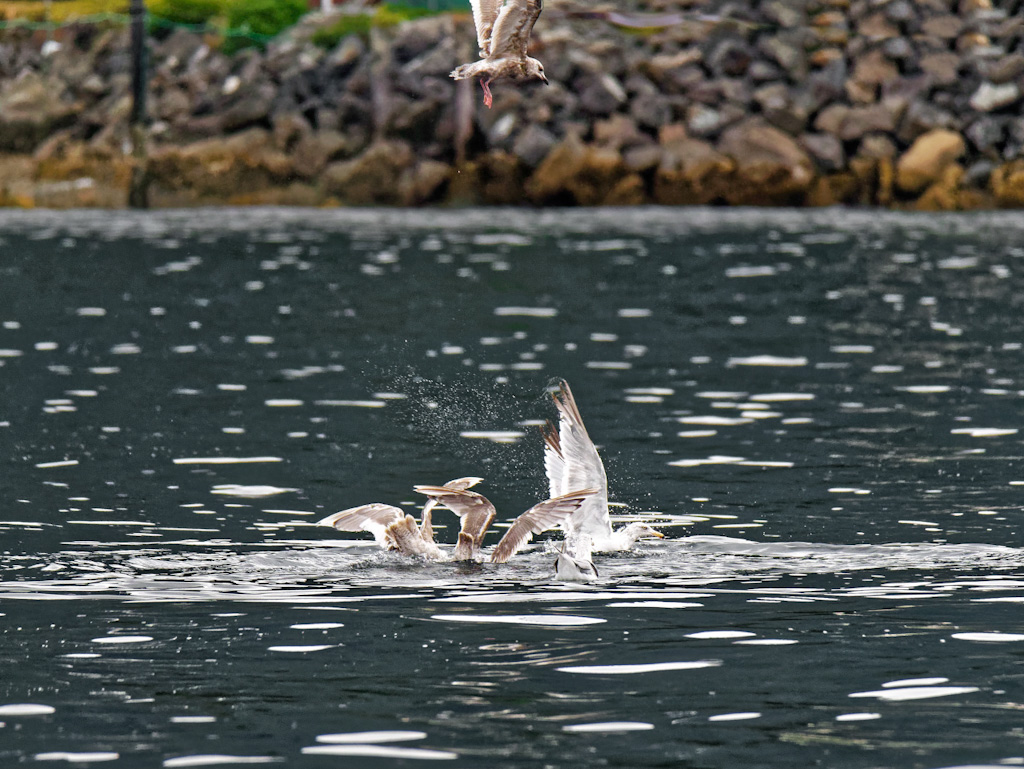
{"left": 129, "top": 0, "right": 150, "bottom": 208}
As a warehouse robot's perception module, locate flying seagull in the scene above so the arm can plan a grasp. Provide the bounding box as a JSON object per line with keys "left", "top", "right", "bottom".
{"left": 316, "top": 476, "right": 483, "bottom": 560}
{"left": 543, "top": 379, "right": 663, "bottom": 561}
{"left": 451, "top": 0, "right": 548, "bottom": 108}
{"left": 414, "top": 485, "right": 596, "bottom": 562}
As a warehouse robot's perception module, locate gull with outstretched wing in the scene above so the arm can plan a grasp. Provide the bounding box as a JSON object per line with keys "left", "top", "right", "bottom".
{"left": 316, "top": 502, "right": 445, "bottom": 559}
{"left": 451, "top": 0, "right": 548, "bottom": 108}
{"left": 316, "top": 476, "right": 483, "bottom": 560}
{"left": 414, "top": 485, "right": 596, "bottom": 562}
{"left": 543, "top": 380, "right": 663, "bottom": 561}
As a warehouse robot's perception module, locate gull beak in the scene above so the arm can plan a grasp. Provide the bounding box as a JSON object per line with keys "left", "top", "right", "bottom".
{"left": 541, "top": 75, "right": 549, "bottom": 85}
{"left": 649, "top": 531, "right": 665, "bottom": 539}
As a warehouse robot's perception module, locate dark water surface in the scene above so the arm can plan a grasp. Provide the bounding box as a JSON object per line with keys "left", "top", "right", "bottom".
{"left": 2, "top": 207, "right": 1024, "bottom": 768}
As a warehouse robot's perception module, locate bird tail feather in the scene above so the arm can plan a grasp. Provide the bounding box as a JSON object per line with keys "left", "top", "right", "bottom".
{"left": 451, "top": 60, "right": 483, "bottom": 80}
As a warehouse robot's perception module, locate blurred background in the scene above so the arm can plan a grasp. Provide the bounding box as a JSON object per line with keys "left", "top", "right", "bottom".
{"left": 1, "top": 0, "right": 1023, "bottom": 209}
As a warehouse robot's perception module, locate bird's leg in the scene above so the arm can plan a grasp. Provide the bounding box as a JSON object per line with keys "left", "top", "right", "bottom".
{"left": 481, "top": 78, "right": 493, "bottom": 109}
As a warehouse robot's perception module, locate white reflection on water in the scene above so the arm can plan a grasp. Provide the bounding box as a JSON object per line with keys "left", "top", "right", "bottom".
{"left": 950, "top": 632, "right": 1024, "bottom": 642}
{"left": 210, "top": 485, "right": 297, "bottom": 498}
{"left": 431, "top": 614, "right": 606, "bottom": 627}
{"left": 884, "top": 677, "right": 949, "bottom": 688}
{"left": 172, "top": 457, "right": 283, "bottom": 465}
{"left": 562, "top": 721, "right": 654, "bottom": 733}
{"left": 301, "top": 745, "right": 457, "bottom": 760}
{"left": 849, "top": 686, "right": 980, "bottom": 702}
{"left": 558, "top": 661, "right": 722, "bottom": 675}
{"left": 0, "top": 704, "right": 57, "bottom": 715}
{"left": 707, "top": 712, "right": 761, "bottom": 722}
{"left": 90, "top": 635, "right": 154, "bottom": 644}
{"left": 163, "top": 756, "right": 283, "bottom": 767}
{"left": 316, "top": 730, "right": 427, "bottom": 743}
{"left": 35, "top": 752, "right": 120, "bottom": 763}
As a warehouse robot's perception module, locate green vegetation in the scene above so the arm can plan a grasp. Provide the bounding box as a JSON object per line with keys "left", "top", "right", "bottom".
{"left": 0, "top": 0, "right": 126, "bottom": 23}
{"left": 148, "top": 0, "right": 221, "bottom": 26}
{"left": 310, "top": 10, "right": 372, "bottom": 46}
{"left": 223, "top": 0, "right": 305, "bottom": 51}
{"left": 0, "top": 0, "right": 452, "bottom": 49}
{"left": 310, "top": 3, "right": 438, "bottom": 48}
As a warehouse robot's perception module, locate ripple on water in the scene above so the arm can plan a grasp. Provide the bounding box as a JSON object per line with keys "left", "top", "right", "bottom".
{"left": 557, "top": 660, "right": 722, "bottom": 675}
{"left": 163, "top": 756, "right": 284, "bottom": 767}
{"left": 950, "top": 428, "right": 1019, "bottom": 438}
{"left": 882, "top": 677, "right": 949, "bottom": 688}
{"left": 210, "top": 485, "right": 297, "bottom": 498}
{"left": 727, "top": 355, "right": 808, "bottom": 367}
{"left": 458, "top": 431, "right": 525, "bottom": 444}
{"left": 301, "top": 745, "right": 457, "bottom": 760}
{"left": 431, "top": 614, "right": 605, "bottom": 626}
{"left": 315, "top": 731, "right": 427, "bottom": 743}
{"left": 34, "top": 460, "right": 79, "bottom": 469}
{"left": 734, "top": 639, "right": 798, "bottom": 646}
{"left": 35, "top": 752, "right": 120, "bottom": 763}
{"left": 0, "top": 704, "right": 56, "bottom": 715}
{"left": 172, "top": 457, "right": 284, "bottom": 465}
{"left": 951, "top": 632, "right": 1024, "bottom": 642}
{"left": 314, "top": 399, "right": 387, "bottom": 408}
{"left": 493, "top": 307, "right": 557, "bottom": 317}
{"left": 606, "top": 601, "right": 703, "bottom": 608}
{"left": 562, "top": 722, "right": 655, "bottom": 733}
{"left": 849, "top": 686, "right": 979, "bottom": 702}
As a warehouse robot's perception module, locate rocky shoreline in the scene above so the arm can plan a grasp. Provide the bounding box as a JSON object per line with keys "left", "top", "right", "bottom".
{"left": 2, "top": 0, "right": 1024, "bottom": 209}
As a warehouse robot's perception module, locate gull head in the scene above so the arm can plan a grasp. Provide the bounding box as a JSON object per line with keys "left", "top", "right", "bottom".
{"left": 522, "top": 57, "right": 548, "bottom": 84}
{"left": 632, "top": 524, "right": 664, "bottom": 540}
{"left": 611, "top": 522, "right": 665, "bottom": 549}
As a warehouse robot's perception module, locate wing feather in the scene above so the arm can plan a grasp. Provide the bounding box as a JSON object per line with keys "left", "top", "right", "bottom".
{"left": 470, "top": 0, "right": 503, "bottom": 56}
{"left": 542, "top": 420, "right": 565, "bottom": 498}
{"left": 489, "top": 489, "right": 595, "bottom": 563}
{"left": 550, "top": 380, "right": 612, "bottom": 546}
{"left": 316, "top": 503, "right": 404, "bottom": 547}
{"left": 420, "top": 476, "right": 484, "bottom": 542}
{"left": 414, "top": 486, "right": 497, "bottom": 545}
{"left": 489, "top": 0, "right": 542, "bottom": 58}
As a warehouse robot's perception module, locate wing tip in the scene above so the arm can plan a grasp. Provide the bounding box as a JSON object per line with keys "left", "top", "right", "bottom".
{"left": 550, "top": 378, "right": 586, "bottom": 428}
{"left": 489, "top": 531, "right": 527, "bottom": 563}
{"left": 541, "top": 419, "right": 561, "bottom": 454}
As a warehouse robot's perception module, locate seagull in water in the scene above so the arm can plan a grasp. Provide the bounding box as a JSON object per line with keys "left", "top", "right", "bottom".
{"left": 554, "top": 548, "right": 600, "bottom": 582}
{"left": 414, "top": 484, "right": 596, "bottom": 562}
{"left": 318, "top": 477, "right": 594, "bottom": 564}
{"left": 316, "top": 476, "right": 482, "bottom": 561}
{"left": 451, "top": 0, "right": 548, "bottom": 108}
{"left": 543, "top": 379, "right": 663, "bottom": 572}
